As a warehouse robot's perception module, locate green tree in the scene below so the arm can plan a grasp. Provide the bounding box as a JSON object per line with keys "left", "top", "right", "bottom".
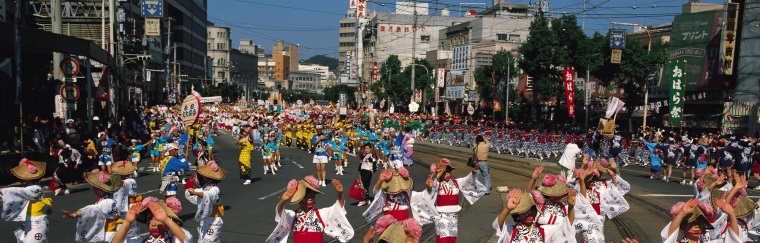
{"left": 474, "top": 50, "right": 518, "bottom": 107}
{"left": 303, "top": 55, "right": 339, "bottom": 71}
{"left": 323, "top": 84, "right": 356, "bottom": 105}
{"left": 401, "top": 58, "right": 435, "bottom": 102}
{"left": 375, "top": 55, "right": 403, "bottom": 103}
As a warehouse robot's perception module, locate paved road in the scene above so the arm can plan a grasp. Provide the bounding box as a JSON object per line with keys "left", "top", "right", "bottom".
{"left": 3, "top": 133, "right": 759, "bottom": 242}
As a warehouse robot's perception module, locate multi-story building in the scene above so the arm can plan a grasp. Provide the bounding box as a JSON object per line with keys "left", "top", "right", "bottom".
{"left": 207, "top": 23, "right": 231, "bottom": 86}
{"left": 299, "top": 64, "right": 332, "bottom": 84}
{"left": 290, "top": 71, "right": 322, "bottom": 93}
{"left": 273, "top": 40, "right": 299, "bottom": 73}
{"left": 273, "top": 53, "right": 290, "bottom": 89}
{"left": 338, "top": 10, "right": 357, "bottom": 75}
{"left": 239, "top": 40, "right": 257, "bottom": 55}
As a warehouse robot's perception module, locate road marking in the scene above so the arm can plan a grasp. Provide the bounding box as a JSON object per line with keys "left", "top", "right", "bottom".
{"left": 139, "top": 167, "right": 145, "bottom": 171}
{"left": 640, "top": 194, "right": 760, "bottom": 199}
{"left": 288, "top": 158, "right": 304, "bottom": 169}
{"left": 139, "top": 189, "right": 159, "bottom": 195}
{"left": 259, "top": 188, "right": 286, "bottom": 200}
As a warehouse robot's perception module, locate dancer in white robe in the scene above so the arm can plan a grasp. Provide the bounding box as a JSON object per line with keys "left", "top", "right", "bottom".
{"left": 662, "top": 198, "right": 742, "bottom": 243}
{"left": 0, "top": 159, "right": 51, "bottom": 243}
{"left": 362, "top": 167, "right": 437, "bottom": 223}
{"left": 573, "top": 158, "right": 630, "bottom": 243}
{"left": 111, "top": 197, "right": 193, "bottom": 243}
{"left": 427, "top": 158, "right": 486, "bottom": 243}
{"left": 185, "top": 161, "right": 226, "bottom": 243}
{"left": 62, "top": 169, "right": 122, "bottom": 243}
{"left": 267, "top": 175, "right": 354, "bottom": 243}
{"left": 111, "top": 161, "right": 141, "bottom": 238}
{"left": 492, "top": 189, "right": 571, "bottom": 243}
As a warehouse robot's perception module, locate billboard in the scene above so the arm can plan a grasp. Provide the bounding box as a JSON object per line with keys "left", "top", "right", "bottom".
{"left": 664, "top": 10, "right": 723, "bottom": 90}
{"left": 449, "top": 71, "right": 465, "bottom": 86}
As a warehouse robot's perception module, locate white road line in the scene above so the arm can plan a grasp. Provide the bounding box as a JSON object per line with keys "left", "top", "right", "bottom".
{"left": 139, "top": 167, "right": 145, "bottom": 171}
{"left": 640, "top": 194, "right": 760, "bottom": 199}
{"left": 288, "top": 159, "right": 304, "bottom": 169}
{"left": 259, "top": 188, "right": 286, "bottom": 200}
{"left": 139, "top": 189, "right": 160, "bottom": 195}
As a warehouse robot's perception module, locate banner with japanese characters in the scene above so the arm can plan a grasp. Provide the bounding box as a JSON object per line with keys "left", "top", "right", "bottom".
{"left": 668, "top": 60, "right": 686, "bottom": 124}
{"left": 356, "top": 0, "right": 366, "bottom": 19}
{"left": 664, "top": 10, "right": 723, "bottom": 90}
{"left": 563, "top": 68, "right": 575, "bottom": 118}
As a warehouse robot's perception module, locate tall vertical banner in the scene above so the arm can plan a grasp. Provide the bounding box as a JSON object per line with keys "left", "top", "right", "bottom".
{"left": 356, "top": 0, "right": 366, "bottom": 18}
{"left": 668, "top": 60, "right": 686, "bottom": 124}
{"left": 563, "top": 68, "right": 576, "bottom": 118}
{"left": 437, "top": 68, "right": 445, "bottom": 88}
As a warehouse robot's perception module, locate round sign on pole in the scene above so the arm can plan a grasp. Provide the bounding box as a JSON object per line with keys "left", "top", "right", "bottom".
{"left": 181, "top": 95, "right": 201, "bottom": 125}
{"left": 60, "top": 83, "right": 80, "bottom": 102}
{"left": 408, "top": 102, "right": 419, "bottom": 113}
{"left": 467, "top": 103, "right": 475, "bottom": 115}
{"left": 59, "top": 57, "right": 81, "bottom": 77}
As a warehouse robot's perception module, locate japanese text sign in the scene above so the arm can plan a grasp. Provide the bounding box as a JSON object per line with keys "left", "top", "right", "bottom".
{"left": 563, "top": 68, "right": 575, "bottom": 118}
{"left": 668, "top": 61, "right": 686, "bottom": 123}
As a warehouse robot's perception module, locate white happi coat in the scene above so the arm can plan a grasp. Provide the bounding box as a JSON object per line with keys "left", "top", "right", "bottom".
{"left": 75, "top": 195, "right": 119, "bottom": 243}
{"left": 114, "top": 178, "right": 140, "bottom": 238}
{"left": 185, "top": 184, "right": 223, "bottom": 243}
{"left": 362, "top": 189, "right": 437, "bottom": 224}
{"left": 493, "top": 221, "right": 566, "bottom": 243}
{"left": 0, "top": 185, "right": 50, "bottom": 243}
{"left": 428, "top": 173, "right": 486, "bottom": 238}
{"left": 661, "top": 222, "right": 742, "bottom": 243}
{"left": 266, "top": 200, "right": 354, "bottom": 243}
{"left": 535, "top": 201, "right": 579, "bottom": 243}
{"left": 571, "top": 175, "right": 630, "bottom": 243}
{"left": 119, "top": 228, "right": 193, "bottom": 243}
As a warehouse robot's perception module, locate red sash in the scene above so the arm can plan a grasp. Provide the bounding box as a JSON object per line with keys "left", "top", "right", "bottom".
{"left": 383, "top": 192, "right": 410, "bottom": 221}
{"left": 509, "top": 225, "right": 546, "bottom": 243}
{"left": 589, "top": 181, "right": 607, "bottom": 215}
{"left": 435, "top": 235, "right": 457, "bottom": 243}
{"left": 437, "top": 180, "right": 460, "bottom": 206}
{"left": 293, "top": 232, "right": 324, "bottom": 243}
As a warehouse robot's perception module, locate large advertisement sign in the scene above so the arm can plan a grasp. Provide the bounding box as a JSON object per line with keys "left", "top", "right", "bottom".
{"left": 665, "top": 10, "right": 723, "bottom": 90}
{"left": 668, "top": 61, "right": 686, "bottom": 124}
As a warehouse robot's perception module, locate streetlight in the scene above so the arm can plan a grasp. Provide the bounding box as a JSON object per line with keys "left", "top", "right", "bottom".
{"left": 409, "top": 63, "right": 430, "bottom": 112}
{"left": 611, "top": 22, "right": 652, "bottom": 129}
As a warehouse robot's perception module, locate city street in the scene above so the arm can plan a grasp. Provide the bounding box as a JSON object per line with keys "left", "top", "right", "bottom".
{"left": 2, "top": 131, "right": 759, "bottom": 242}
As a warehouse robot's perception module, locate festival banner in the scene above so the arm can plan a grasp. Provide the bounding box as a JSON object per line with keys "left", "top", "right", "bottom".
{"left": 668, "top": 60, "right": 686, "bottom": 123}
{"left": 563, "top": 68, "right": 576, "bottom": 118}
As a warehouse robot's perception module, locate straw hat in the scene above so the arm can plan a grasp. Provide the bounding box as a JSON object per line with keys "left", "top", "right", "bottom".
{"left": 289, "top": 176, "right": 324, "bottom": 205}
{"left": 196, "top": 161, "right": 227, "bottom": 181}
{"left": 11, "top": 159, "right": 46, "bottom": 181}
{"left": 110, "top": 161, "right": 136, "bottom": 176}
{"left": 378, "top": 222, "right": 405, "bottom": 243}
{"left": 537, "top": 174, "right": 568, "bottom": 197}
{"left": 686, "top": 207, "right": 715, "bottom": 230}
{"left": 137, "top": 199, "right": 184, "bottom": 226}
{"left": 710, "top": 189, "right": 758, "bottom": 218}
{"left": 85, "top": 170, "right": 123, "bottom": 194}
{"left": 381, "top": 169, "right": 413, "bottom": 195}
{"left": 511, "top": 192, "right": 539, "bottom": 215}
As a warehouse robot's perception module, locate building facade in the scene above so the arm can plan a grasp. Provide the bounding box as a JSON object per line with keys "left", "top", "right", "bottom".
{"left": 338, "top": 10, "right": 357, "bottom": 75}
{"left": 207, "top": 23, "right": 231, "bottom": 86}
{"left": 290, "top": 71, "right": 322, "bottom": 93}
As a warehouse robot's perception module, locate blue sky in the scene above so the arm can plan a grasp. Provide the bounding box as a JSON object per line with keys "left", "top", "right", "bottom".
{"left": 207, "top": 0, "right": 726, "bottom": 60}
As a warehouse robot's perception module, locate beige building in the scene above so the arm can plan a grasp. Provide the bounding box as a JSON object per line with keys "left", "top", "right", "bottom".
{"left": 207, "top": 23, "right": 231, "bottom": 86}
{"left": 339, "top": 10, "right": 357, "bottom": 75}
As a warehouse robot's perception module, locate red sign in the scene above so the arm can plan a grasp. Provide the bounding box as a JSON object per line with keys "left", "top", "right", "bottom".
{"left": 60, "top": 83, "right": 80, "bottom": 102}
{"left": 563, "top": 68, "right": 575, "bottom": 118}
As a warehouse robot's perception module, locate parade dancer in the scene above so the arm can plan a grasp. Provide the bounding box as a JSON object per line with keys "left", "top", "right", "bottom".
{"left": 111, "top": 197, "right": 193, "bottom": 243}
{"left": 662, "top": 198, "right": 741, "bottom": 243}
{"left": 263, "top": 136, "right": 277, "bottom": 175}
{"left": 128, "top": 140, "right": 145, "bottom": 178}
{"left": 160, "top": 144, "right": 190, "bottom": 199}
{"left": 493, "top": 189, "right": 573, "bottom": 243}
{"left": 97, "top": 132, "right": 115, "bottom": 173}
{"left": 428, "top": 158, "right": 486, "bottom": 242}
{"left": 237, "top": 130, "right": 254, "bottom": 185}
{"left": 111, "top": 161, "right": 142, "bottom": 239}
{"left": 402, "top": 128, "right": 415, "bottom": 167}
{"left": 362, "top": 215, "right": 422, "bottom": 243}
{"left": 357, "top": 143, "right": 379, "bottom": 206}
{"left": 362, "top": 167, "right": 437, "bottom": 222}
{"left": 575, "top": 159, "right": 630, "bottom": 242}
{"left": 0, "top": 159, "right": 51, "bottom": 243}
{"left": 54, "top": 144, "right": 81, "bottom": 196}
{"left": 331, "top": 136, "right": 346, "bottom": 175}
{"left": 62, "top": 169, "right": 122, "bottom": 242}
{"left": 185, "top": 161, "right": 227, "bottom": 243}
{"left": 558, "top": 143, "right": 582, "bottom": 181}
{"left": 267, "top": 176, "right": 354, "bottom": 242}
{"left": 312, "top": 125, "right": 333, "bottom": 187}
{"left": 525, "top": 167, "right": 587, "bottom": 242}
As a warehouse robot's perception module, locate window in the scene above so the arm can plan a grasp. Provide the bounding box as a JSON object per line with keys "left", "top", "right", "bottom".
{"left": 497, "top": 34, "right": 508, "bottom": 41}
{"left": 217, "top": 71, "right": 224, "bottom": 78}
{"left": 509, "top": 34, "right": 521, "bottom": 42}
{"left": 340, "top": 42, "right": 355, "bottom": 47}
{"left": 421, "top": 35, "right": 431, "bottom": 42}
{"left": 340, "top": 23, "right": 355, "bottom": 28}
{"left": 340, "top": 33, "right": 355, "bottom": 37}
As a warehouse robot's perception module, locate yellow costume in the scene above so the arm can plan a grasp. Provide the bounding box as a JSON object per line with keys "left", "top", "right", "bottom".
{"left": 238, "top": 138, "right": 254, "bottom": 176}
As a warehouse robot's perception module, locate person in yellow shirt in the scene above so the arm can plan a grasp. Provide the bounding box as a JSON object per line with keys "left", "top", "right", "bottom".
{"left": 238, "top": 130, "right": 255, "bottom": 185}
{"left": 0, "top": 159, "right": 52, "bottom": 243}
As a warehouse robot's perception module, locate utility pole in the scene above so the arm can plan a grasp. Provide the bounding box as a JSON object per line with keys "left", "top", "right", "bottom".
{"left": 504, "top": 54, "right": 511, "bottom": 122}
{"left": 52, "top": 0, "right": 63, "bottom": 81}
{"left": 166, "top": 18, "right": 172, "bottom": 104}
{"left": 410, "top": 0, "right": 418, "bottom": 106}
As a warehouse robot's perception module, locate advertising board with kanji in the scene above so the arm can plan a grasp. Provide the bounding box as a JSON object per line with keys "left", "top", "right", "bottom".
{"left": 563, "top": 68, "right": 576, "bottom": 118}
{"left": 668, "top": 61, "right": 686, "bottom": 123}
{"left": 181, "top": 95, "right": 201, "bottom": 125}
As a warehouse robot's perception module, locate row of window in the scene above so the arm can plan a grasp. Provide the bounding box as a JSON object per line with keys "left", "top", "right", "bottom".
{"left": 207, "top": 42, "right": 228, "bottom": 50}
{"left": 340, "top": 32, "right": 355, "bottom": 37}
{"left": 340, "top": 23, "right": 356, "bottom": 28}
{"left": 340, "top": 42, "right": 355, "bottom": 47}
{"left": 496, "top": 34, "right": 521, "bottom": 42}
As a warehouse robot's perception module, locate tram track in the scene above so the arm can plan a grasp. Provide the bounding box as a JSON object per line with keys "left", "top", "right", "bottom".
{"left": 413, "top": 143, "right": 673, "bottom": 241}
